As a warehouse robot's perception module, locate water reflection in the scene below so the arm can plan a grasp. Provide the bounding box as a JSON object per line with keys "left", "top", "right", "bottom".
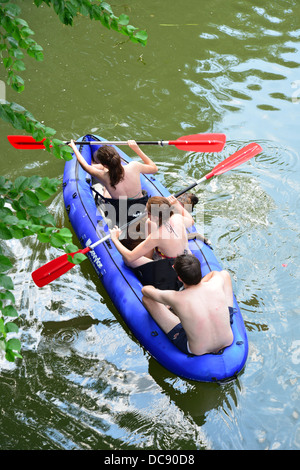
{"left": 181, "top": 1, "right": 300, "bottom": 132}
{"left": 148, "top": 358, "right": 240, "bottom": 420}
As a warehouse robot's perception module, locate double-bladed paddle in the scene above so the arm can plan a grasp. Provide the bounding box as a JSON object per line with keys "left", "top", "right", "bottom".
{"left": 31, "top": 142, "right": 262, "bottom": 287}
{"left": 7, "top": 133, "right": 226, "bottom": 153}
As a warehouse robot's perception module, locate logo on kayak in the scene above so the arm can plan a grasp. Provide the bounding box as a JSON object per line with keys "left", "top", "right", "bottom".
{"left": 85, "top": 239, "right": 105, "bottom": 275}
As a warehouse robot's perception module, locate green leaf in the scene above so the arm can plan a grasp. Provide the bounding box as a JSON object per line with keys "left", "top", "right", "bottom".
{"left": 0, "top": 176, "right": 6, "bottom": 188}
{"left": 15, "top": 18, "right": 29, "bottom": 27}
{"left": 12, "top": 59, "right": 26, "bottom": 71}
{"left": 126, "top": 25, "right": 137, "bottom": 34}
{"left": 0, "top": 290, "right": 15, "bottom": 303}
{"left": 12, "top": 351, "right": 23, "bottom": 359}
{"left": 0, "top": 223, "right": 12, "bottom": 240}
{"left": 3, "top": 57, "right": 13, "bottom": 68}
{"left": 0, "top": 207, "right": 13, "bottom": 219}
{"left": 0, "top": 318, "right": 5, "bottom": 335}
{"left": 69, "top": 252, "right": 87, "bottom": 265}
{"left": 44, "top": 126, "right": 56, "bottom": 137}
{"left": 39, "top": 213, "right": 56, "bottom": 226}
{"left": 0, "top": 274, "right": 14, "bottom": 290}
{"left": 20, "top": 26, "right": 35, "bottom": 37}
{"left": 35, "top": 187, "right": 52, "bottom": 201}
{"left": 23, "top": 190, "right": 40, "bottom": 206}
{"left": 27, "top": 175, "right": 42, "bottom": 189}
{"left": 6, "top": 338, "right": 21, "bottom": 351}
{"left": 101, "top": 2, "right": 113, "bottom": 15}
{"left": 3, "top": 3, "right": 21, "bottom": 17}
{"left": 57, "top": 228, "right": 73, "bottom": 242}
{"left": 9, "top": 226, "right": 24, "bottom": 239}
{"left": 12, "top": 174, "right": 29, "bottom": 192}
{"left": 5, "top": 322, "right": 19, "bottom": 334}
{"left": 65, "top": 243, "right": 79, "bottom": 253}
{"left": 3, "top": 215, "right": 20, "bottom": 225}
{"left": 2, "top": 305, "right": 18, "bottom": 317}
{"left": 7, "top": 36, "right": 19, "bottom": 48}
{"left": 27, "top": 204, "right": 48, "bottom": 218}
{"left": 135, "top": 30, "right": 148, "bottom": 42}
{"left": 50, "top": 232, "right": 67, "bottom": 248}
{"left": 37, "top": 232, "right": 50, "bottom": 243}
{"left": 5, "top": 349, "right": 15, "bottom": 362}
{"left": 118, "top": 14, "right": 129, "bottom": 26}
{"left": 0, "top": 255, "right": 13, "bottom": 273}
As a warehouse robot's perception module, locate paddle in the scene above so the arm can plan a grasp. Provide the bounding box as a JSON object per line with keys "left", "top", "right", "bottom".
{"left": 7, "top": 133, "right": 226, "bottom": 153}
{"left": 31, "top": 142, "right": 262, "bottom": 287}
{"left": 175, "top": 143, "right": 263, "bottom": 197}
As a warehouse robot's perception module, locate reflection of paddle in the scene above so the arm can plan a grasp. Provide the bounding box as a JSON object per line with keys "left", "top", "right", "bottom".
{"left": 7, "top": 133, "right": 226, "bottom": 153}
{"left": 32, "top": 142, "right": 262, "bottom": 288}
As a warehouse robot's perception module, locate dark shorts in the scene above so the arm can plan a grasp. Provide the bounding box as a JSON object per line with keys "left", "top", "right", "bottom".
{"left": 133, "top": 258, "right": 183, "bottom": 291}
{"left": 229, "top": 306, "right": 235, "bottom": 324}
{"left": 96, "top": 191, "right": 149, "bottom": 225}
{"left": 167, "top": 307, "right": 236, "bottom": 355}
{"left": 167, "top": 323, "right": 191, "bottom": 355}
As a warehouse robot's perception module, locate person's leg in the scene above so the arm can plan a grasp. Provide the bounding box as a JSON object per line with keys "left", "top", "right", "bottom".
{"left": 142, "top": 296, "right": 180, "bottom": 334}
{"left": 126, "top": 256, "right": 153, "bottom": 269}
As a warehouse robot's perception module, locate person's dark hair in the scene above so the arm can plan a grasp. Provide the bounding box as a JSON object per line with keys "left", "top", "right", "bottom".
{"left": 146, "top": 196, "right": 174, "bottom": 227}
{"left": 173, "top": 254, "right": 202, "bottom": 285}
{"left": 177, "top": 192, "right": 199, "bottom": 211}
{"left": 93, "top": 145, "right": 125, "bottom": 189}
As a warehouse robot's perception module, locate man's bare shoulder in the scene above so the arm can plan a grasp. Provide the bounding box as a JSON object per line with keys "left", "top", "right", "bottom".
{"left": 201, "top": 270, "right": 229, "bottom": 288}
{"left": 203, "top": 270, "right": 229, "bottom": 280}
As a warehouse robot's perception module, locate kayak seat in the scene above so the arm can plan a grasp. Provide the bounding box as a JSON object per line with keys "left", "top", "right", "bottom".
{"left": 133, "top": 259, "right": 183, "bottom": 291}
{"left": 92, "top": 185, "right": 149, "bottom": 226}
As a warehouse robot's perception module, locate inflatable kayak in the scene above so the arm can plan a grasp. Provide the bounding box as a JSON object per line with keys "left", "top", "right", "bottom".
{"left": 62, "top": 134, "right": 248, "bottom": 382}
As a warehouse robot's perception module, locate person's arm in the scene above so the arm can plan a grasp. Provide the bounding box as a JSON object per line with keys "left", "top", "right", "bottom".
{"left": 110, "top": 226, "right": 156, "bottom": 264}
{"left": 142, "top": 285, "right": 174, "bottom": 306}
{"left": 127, "top": 140, "right": 158, "bottom": 174}
{"left": 167, "top": 195, "right": 194, "bottom": 228}
{"left": 69, "top": 140, "right": 106, "bottom": 182}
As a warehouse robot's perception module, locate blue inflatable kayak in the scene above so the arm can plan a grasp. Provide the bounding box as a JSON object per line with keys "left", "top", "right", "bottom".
{"left": 63, "top": 134, "right": 248, "bottom": 382}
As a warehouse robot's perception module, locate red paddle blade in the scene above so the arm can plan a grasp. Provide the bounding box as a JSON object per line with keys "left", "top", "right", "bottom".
{"left": 7, "top": 135, "right": 48, "bottom": 149}
{"left": 171, "top": 133, "right": 226, "bottom": 152}
{"left": 206, "top": 143, "right": 262, "bottom": 179}
{"left": 32, "top": 248, "right": 90, "bottom": 287}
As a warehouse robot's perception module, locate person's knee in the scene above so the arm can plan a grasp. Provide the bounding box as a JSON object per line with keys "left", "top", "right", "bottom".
{"left": 222, "top": 270, "right": 232, "bottom": 284}
{"left": 142, "top": 295, "right": 151, "bottom": 310}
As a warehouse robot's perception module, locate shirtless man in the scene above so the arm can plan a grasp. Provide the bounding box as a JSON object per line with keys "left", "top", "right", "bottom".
{"left": 141, "top": 254, "right": 234, "bottom": 355}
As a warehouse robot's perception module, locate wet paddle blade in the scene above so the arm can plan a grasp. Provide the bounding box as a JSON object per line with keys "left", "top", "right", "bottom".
{"left": 205, "top": 143, "right": 262, "bottom": 179}
{"left": 7, "top": 135, "right": 48, "bottom": 149}
{"left": 171, "top": 133, "right": 226, "bottom": 152}
{"left": 32, "top": 248, "right": 90, "bottom": 287}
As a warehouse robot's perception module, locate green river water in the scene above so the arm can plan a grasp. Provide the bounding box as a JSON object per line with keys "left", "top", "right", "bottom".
{"left": 0, "top": 0, "right": 299, "bottom": 450}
